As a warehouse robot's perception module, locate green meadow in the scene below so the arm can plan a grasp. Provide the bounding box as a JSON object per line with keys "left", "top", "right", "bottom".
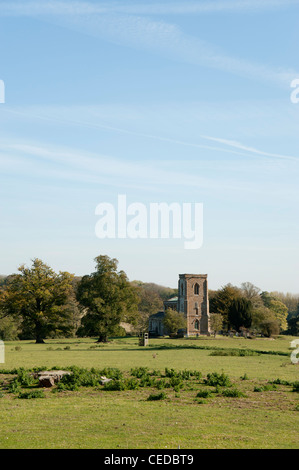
{"left": 0, "top": 335, "right": 298, "bottom": 449}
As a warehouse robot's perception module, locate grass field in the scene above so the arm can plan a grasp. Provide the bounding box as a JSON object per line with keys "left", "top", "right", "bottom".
{"left": 0, "top": 335, "right": 298, "bottom": 449}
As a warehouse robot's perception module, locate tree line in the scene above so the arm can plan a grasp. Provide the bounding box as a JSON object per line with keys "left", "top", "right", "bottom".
{"left": 0, "top": 256, "right": 298, "bottom": 342}
{"left": 209, "top": 282, "right": 299, "bottom": 337}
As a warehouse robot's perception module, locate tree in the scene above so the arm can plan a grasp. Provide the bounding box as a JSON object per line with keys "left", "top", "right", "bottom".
{"left": 162, "top": 308, "right": 186, "bottom": 336}
{"left": 209, "top": 284, "right": 241, "bottom": 330}
{"left": 209, "top": 313, "right": 223, "bottom": 337}
{"left": 76, "top": 255, "right": 140, "bottom": 342}
{"left": 0, "top": 259, "right": 74, "bottom": 343}
{"left": 260, "top": 292, "right": 288, "bottom": 332}
{"left": 228, "top": 297, "right": 252, "bottom": 331}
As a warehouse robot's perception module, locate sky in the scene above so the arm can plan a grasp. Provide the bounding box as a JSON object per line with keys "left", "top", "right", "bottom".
{"left": 0, "top": 0, "right": 299, "bottom": 293}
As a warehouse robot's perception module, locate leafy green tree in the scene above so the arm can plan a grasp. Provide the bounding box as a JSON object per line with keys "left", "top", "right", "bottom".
{"left": 162, "top": 308, "right": 186, "bottom": 336}
{"left": 209, "top": 313, "right": 223, "bottom": 337}
{"left": 209, "top": 284, "right": 241, "bottom": 330}
{"left": 261, "top": 292, "right": 288, "bottom": 332}
{"left": 76, "top": 255, "right": 140, "bottom": 342}
{"left": 228, "top": 297, "right": 252, "bottom": 331}
{"left": 0, "top": 259, "right": 74, "bottom": 343}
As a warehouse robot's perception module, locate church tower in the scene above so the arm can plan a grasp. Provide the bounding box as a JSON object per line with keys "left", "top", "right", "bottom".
{"left": 177, "top": 274, "right": 209, "bottom": 336}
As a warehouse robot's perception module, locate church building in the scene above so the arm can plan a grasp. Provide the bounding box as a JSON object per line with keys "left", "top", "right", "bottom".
{"left": 149, "top": 274, "right": 210, "bottom": 337}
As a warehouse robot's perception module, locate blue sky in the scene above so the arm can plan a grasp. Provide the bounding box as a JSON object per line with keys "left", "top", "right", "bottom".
{"left": 0, "top": 0, "right": 299, "bottom": 293}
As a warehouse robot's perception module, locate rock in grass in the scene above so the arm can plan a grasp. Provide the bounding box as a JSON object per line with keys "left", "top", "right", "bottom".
{"left": 38, "top": 370, "right": 71, "bottom": 387}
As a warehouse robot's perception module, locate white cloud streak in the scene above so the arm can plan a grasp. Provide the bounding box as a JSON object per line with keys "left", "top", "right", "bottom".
{"left": 0, "top": 1, "right": 297, "bottom": 87}
{"left": 1, "top": 1, "right": 299, "bottom": 16}
{"left": 200, "top": 135, "right": 299, "bottom": 161}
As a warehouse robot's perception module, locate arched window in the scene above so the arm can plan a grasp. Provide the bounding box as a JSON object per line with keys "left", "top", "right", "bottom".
{"left": 194, "top": 283, "right": 199, "bottom": 295}
{"left": 194, "top": 319, "right": 200, "bottom": 330}
{"left": 194, "top": 302, "right": 199, "bottom": 315}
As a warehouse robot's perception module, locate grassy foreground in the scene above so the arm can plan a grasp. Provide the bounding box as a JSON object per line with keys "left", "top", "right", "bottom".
{"left": 0, "top": 335, "right": 298, "bottom": 449}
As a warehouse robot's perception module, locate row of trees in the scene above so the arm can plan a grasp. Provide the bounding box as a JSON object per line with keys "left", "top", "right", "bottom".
{"left": 0, "top": 256, "right": 140, "bottom": 343}
{"left": 0, "top": 257, "right": 298, "bottom": 342}
{"left": 209, "top": 282, "right": 299, "bottom": 337}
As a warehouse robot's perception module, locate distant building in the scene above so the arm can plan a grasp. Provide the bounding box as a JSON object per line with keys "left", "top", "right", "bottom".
{"left": 149, "top": 274, "right": 210, "bottom": 337}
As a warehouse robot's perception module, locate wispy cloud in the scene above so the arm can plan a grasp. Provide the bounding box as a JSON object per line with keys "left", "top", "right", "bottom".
{"left": 0, "top": 1, "right": 297, "bottom": 87}
{"left": 200, "top": 135, "right": 299, "bottom": 161}
{"left": 4, "top": 105, "right": 299, "bottom": 163}
{"left": 1, "top": 1, "right": 299, "bottom": 16}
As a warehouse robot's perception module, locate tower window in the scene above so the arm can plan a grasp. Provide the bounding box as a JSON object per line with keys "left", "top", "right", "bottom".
{"left": 194, "top": 283, "right": 199, "bottom": 295}
{"left": 194, "top": 319, "right": 200, "bottom": 330}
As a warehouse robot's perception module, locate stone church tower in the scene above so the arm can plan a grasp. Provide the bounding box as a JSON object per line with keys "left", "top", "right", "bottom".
{"left": 178, "top": 274, "right": 210, "bottom": 336}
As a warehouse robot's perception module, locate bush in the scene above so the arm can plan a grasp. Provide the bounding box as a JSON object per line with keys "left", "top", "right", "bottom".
{"left": 222, "top": 388, "right": 246, "bottom": 398}
{"left": 147, "top": 392, "right": 167, "bottom": 401}
{"left": 292, "top": 382, "right": 299, "bottom": 393}
{"left": 18, "top": 390, "right": 45, "bottom": 399}
{"left": 204, "top": 372, "right": 231, "bottom": 387}
{"left": 103, "top": 380, "right": 127, "bottom": 391}
{"left": 254, "top": 384, "right": 277, "bottom": 392}
{"left": 209, "top": 349, "right": 259, "bottom": 357}
{"left": 130, "top": 367, "right": 150, "bottom": 378}
{"left": 196, "top": 390, "right": 212, "bottom": 398}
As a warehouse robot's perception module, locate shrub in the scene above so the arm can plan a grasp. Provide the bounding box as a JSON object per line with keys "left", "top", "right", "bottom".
{"left": 155, "top": 379, "right": 167, "bottom": 390}
{"left": 270, "top": 378, "right": 292, "bottom": 386}
{"left": 254, "top": 384, "right": 277, "bottom": 392}
{"left": 147, "top": 392, "right": 167, "bottom": 401}
{"left": 130, "top": 367, "right": 149, "bottom": 378}
{"left": 292, "top": 382, "right": 299, "bottom": 393}
{"left": 8, "top": 379, "right": 21, "bottom": 394}
{"left": 18, "top": 390, "right": 45, "bottom": 399}
{"left": 103, "top": 380, "right": 127, "bottom": 391}
{"left": 169, "top": 376, "right": 183, "bottom": 390}
{"left": 222, "top": 388, "right": 246, "bottom": 398}
{"left": 196, "top": 390, "right": 212, "bottom": 398}
{"left": 204, "top": 372, "right": 231, "bottom": 387}
{"left": 16, "top": 369, "right": 37, "bottom": 387}
{"left": 240, "top": 373, "right": 249, "bottom": 380}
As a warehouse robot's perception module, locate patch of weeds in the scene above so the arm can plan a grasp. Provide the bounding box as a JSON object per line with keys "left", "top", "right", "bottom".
{"left": 222, "top": 388, "right": 246, "bottom": 398}
{"left": 270, "top": 378, "right": 292, "bottom": 386}
{"left": 195, "top": 398, "right": 208, "bottom": 404}
{"left": 240, "top": 373, "right": 249, "bottom": 380}
{"left": 147, "top": 391, "right": 167, "bottom": 401}
{"left": 254, "top": 384, "right": 277, "bottom": 392}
